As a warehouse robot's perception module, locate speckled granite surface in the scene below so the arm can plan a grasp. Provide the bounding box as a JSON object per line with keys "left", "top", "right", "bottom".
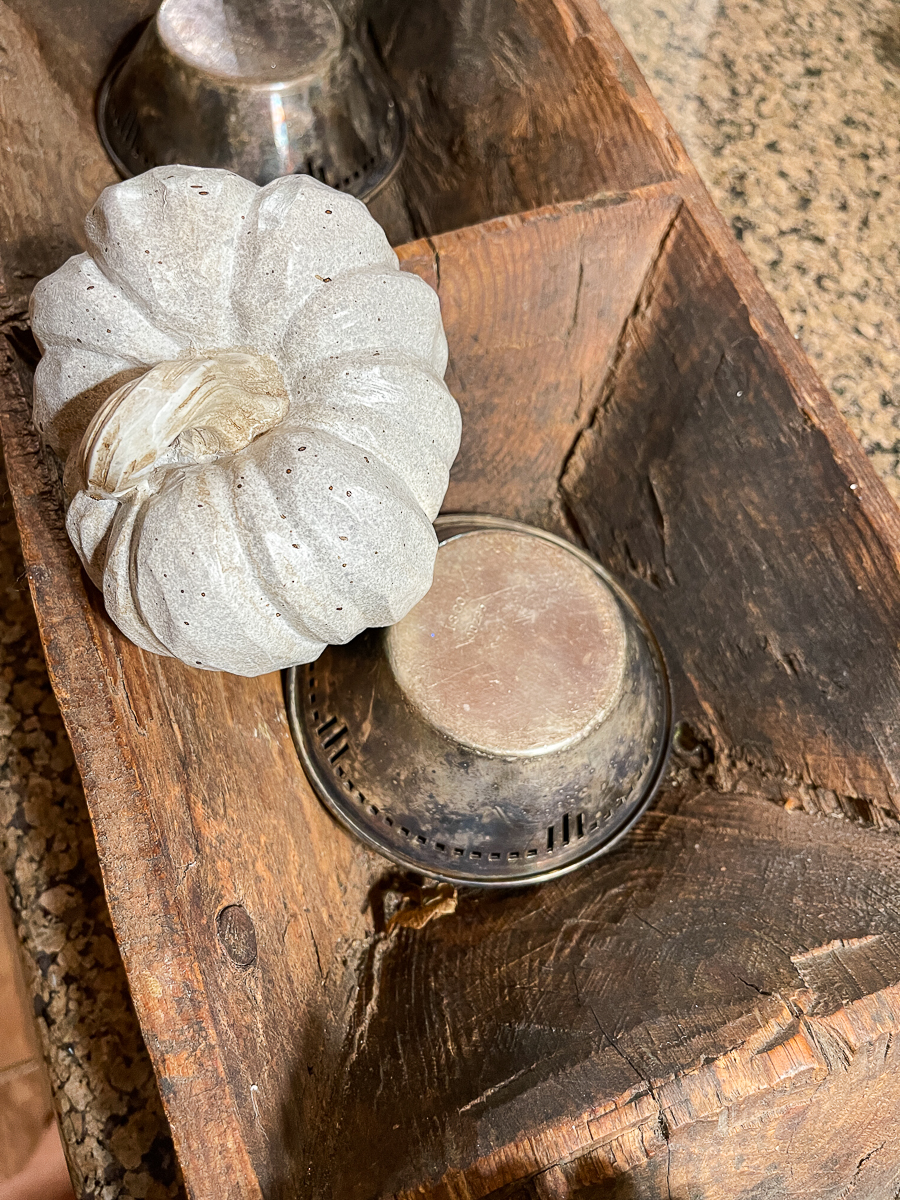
{"left": 604, "top": 0, "right": 900, "bottom": 497}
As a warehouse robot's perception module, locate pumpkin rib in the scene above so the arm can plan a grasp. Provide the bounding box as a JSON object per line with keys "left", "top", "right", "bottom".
{"left": 29, "top": 253, "right": 187, "bottom": 365}
{"left": 283, "top": 360, "right": 460, "bottom": 520}
{"left": 232, "top": 174, "right": 397, "bottom": 358}
{"left": 33, "top": 347, "right": 146, "bottom": 458}
{"left": 85, "top": 167, "right": 257, "bottom": 347}
{"left": 280, "top": 269, "right": 448, "bottom": 378}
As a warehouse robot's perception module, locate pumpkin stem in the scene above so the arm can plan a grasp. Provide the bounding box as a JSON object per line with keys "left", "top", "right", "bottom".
{"left": 75, "top": 351, "right": 289, "bottom": 498}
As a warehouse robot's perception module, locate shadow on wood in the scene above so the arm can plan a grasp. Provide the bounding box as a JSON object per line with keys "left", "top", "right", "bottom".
{"left": 562, "top": 203, "right": 900, "bottom": 824}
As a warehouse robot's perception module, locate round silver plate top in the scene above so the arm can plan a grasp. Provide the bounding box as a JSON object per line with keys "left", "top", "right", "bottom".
{"left": 387, "top": 529, "right": 627, "bottom": 757}
{"left": 286, "top": 515, "right": 672, "bottom": 887}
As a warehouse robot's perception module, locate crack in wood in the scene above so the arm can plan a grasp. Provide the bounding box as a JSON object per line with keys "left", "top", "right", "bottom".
{"left": 556, "top": 196, "right": 684, "bottom": 506}
{"left": 565, "top": 255, "right": 585, "bottom": 340}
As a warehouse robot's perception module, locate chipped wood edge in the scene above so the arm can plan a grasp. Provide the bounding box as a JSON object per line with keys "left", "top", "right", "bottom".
{"left": 405, "top": 947, "right": 900, "bottom": 1200}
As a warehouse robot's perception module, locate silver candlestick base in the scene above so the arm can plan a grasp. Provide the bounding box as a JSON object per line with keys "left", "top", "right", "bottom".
{"left": 286, "top": 515, "right": 672, "bottom": 887}
{"left": 97, "top": 0, "right": 404, "bottom": 197}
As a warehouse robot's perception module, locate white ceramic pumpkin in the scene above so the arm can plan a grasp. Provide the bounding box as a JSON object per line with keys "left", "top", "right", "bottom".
{"left": 29, "top": 166, "right": 461, "bottom": 677}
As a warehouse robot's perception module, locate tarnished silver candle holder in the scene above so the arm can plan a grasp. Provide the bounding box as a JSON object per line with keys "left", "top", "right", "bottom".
{"left": 286, "top": 515, "right": 671, "bottom": 887}
{"left": 98, "top": 0, "right": 404, "bottom": 197}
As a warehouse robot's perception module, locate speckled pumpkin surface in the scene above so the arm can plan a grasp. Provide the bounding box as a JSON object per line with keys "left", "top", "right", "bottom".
{"left": 31, "top": 167, "right": 460, "bottom": 676}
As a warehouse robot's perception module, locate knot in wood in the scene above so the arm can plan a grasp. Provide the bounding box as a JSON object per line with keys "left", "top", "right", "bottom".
{"left": 216, "top": 904, "right": 258, "bottom": 969}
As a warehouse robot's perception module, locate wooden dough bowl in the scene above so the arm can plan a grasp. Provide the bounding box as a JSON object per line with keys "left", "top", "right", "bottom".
{"left": 3, "top": 1, "right": 900, "bottom": 1197}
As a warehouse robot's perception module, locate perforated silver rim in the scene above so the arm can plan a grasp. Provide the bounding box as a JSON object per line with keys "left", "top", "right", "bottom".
{"left": 285, "top": 515, "right": 672, "bottom": 887}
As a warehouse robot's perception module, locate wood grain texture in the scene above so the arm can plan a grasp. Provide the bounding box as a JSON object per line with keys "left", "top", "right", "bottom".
{"left": 2, "top": 0, "right": 900, "bottom": 1197}
{"left": 367, "top": 0, "right": 676, "bottom": 240}
{"left": 0, "top": 418, "right": 183, "bottom": 1200}
{"left": 371, "top": 0, "right": 900, "bottom": 674}
{"left": 0, "top": 340, "right": 390, "bottom": 1200}
{"left": 397, "top": 191, "right": 681, "bottom": 534}
{"left": 0, "top": 3, "right": 115, "bottom": 322}
{"left": 562, "top": 204, "right": 900, "bottom": 823}
{"left": 354, "top": 790, "right": 900, "bottom": 1200}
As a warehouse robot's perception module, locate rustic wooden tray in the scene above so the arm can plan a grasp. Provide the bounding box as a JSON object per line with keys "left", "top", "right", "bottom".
{"left": 3, "top": 1, "right": 900, "bottom": 1197}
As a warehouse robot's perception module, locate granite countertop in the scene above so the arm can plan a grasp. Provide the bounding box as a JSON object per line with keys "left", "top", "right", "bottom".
{"left": 2, "top": 0, "right": 900, "bottom": 1195}
{"left": 606, "top": 0, "right": 900, "bottom": 498}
